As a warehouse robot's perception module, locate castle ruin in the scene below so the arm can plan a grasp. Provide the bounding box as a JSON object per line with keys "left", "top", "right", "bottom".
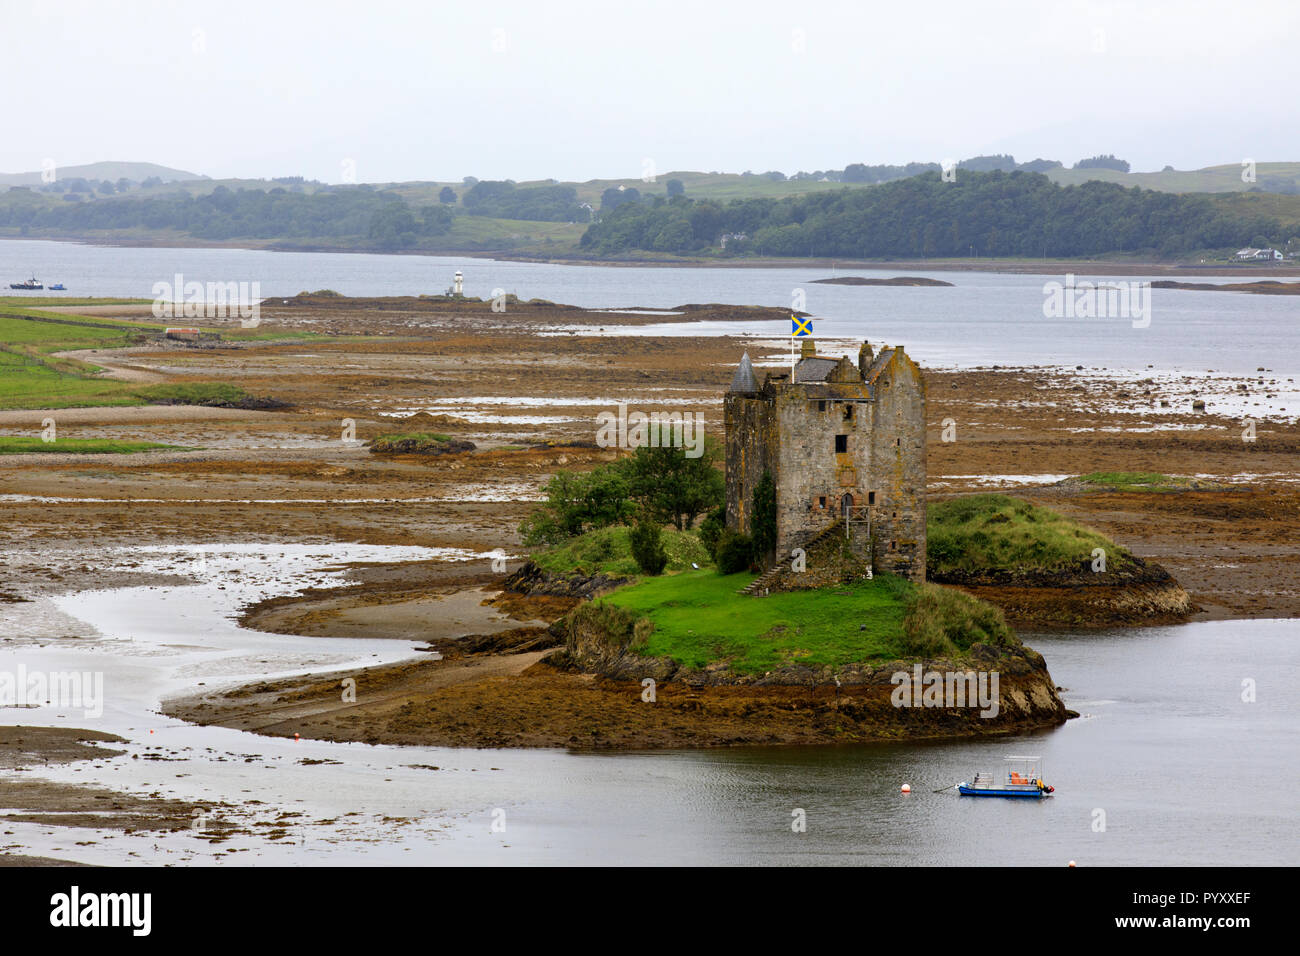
{"left": 723, "top": 338, "right": 926, "bottom": 587}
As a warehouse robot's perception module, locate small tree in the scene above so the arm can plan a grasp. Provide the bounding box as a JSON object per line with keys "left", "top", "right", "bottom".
{"left": 619, "top": 436, "right": 724, "bottom": 530}
{"left": 630, "top": 520, "right": 668, "bottom": 575}
{"left": 666, "top": 178, "right": 685, "bottom": 198}
{"left": 519, "top": 468, "right": 634, "bottom": 546}
{"left": 439, "top": 186, "right": 457, "bottom": 204}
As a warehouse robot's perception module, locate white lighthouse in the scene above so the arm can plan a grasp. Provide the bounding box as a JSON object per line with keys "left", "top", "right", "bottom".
{"left": 452, "top": 271, "right": 464, "bottom": 296}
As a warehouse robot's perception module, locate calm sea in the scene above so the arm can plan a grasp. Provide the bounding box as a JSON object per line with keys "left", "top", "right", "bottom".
{"left": 2, "top": 238, "right": 1297, "bottom": 373}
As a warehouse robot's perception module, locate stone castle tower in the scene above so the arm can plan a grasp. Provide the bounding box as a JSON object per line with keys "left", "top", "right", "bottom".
{"left": 723, "top": 339, "right": 926, "bottom": 582}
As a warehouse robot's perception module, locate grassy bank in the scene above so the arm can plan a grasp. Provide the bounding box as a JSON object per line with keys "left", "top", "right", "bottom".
{"left": 0, "top": 437, "right": 185, "bottom": 454}
{"left": 927, "top": 493, "right": 1137, "bottom": 577}
{"left": 1072, "top": 471, "right": 1229, "bottom": 492}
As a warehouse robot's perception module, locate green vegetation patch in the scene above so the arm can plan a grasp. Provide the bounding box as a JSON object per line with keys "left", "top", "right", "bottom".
{"left": 603, "top": 570, "right": 910, "bottom": 672}
{"left": 928, "top": 493, "right": 1136, "bottom": 576}
{"left": 601, "top": 571, "right": 1016, "bottom": 674}
{"left": 534, "top": 525, "right": 711, "bottom": 578}
{"left": 0, "top": 350, "right": 137, "bottom": 410}
{"left": 1072, "top": 471, "right": 1225, "bottom": 492}
{"left": 132, "top": 383, "right": 262, "bottom": 407}
{"left": 0, "top": 312, "right": 143, "bottom": 347}
{"left": 368, "top": 432, "right": 476, "bottom": 455}
{"left": 0, "top": 437, "right": 185, "bottom": 455}
{"left": 370, "top": 431, "right": 451, "bottom": 449}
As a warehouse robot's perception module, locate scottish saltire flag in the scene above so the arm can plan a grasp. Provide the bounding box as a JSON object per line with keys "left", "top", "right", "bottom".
{"left": 791, "top": 314, "right": 812, "bottom": 337}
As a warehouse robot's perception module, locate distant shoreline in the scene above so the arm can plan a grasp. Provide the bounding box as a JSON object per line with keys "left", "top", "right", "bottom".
{"left": 4, "top": 233, "right": 1300, "bottom": 278}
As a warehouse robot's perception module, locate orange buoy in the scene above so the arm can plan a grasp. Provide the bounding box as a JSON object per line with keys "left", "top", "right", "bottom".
{"left": 901, "top": 784, "right": 911, "bottom": 793}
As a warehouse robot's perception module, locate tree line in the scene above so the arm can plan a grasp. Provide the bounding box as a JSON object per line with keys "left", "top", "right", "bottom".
{"left": 578, "top": 170, "right": 1293, "bottom": 258}
{"left": 0, "top": 185, "right": 452, "bottom": 249}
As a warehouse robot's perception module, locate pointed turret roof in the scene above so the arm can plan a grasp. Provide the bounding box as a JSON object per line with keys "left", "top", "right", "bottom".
{"left": 728, "top": 352, "right": 759, "bottom": 393}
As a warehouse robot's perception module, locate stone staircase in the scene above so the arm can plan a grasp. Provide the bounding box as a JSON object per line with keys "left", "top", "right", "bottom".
{"left": 739, "top": 519, "right": 846, "bottom": 596}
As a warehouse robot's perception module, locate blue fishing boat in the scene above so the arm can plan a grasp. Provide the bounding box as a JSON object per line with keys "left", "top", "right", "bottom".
{"left": 957, "top": 755, "right": 1054, "bottom": 798}
{"left": 49, "top": 283, "right": 66, "bottom": 291}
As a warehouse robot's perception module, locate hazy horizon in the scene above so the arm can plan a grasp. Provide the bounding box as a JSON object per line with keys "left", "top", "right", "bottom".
{"left": 4, "top": 0, "right": 1299, "bottom": 185}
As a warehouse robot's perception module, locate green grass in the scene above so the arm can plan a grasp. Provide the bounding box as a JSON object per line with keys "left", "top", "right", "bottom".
{"left": 0, "top": 312, "right": 144, "bottom": 346}
{"left": 1074, "top": 471, "right": 1215, "bottom": 492}
{"left": 0, "top": 437, "right": 184, "bottom": 455}
{"left": 534, "top": 525, "right": 712, "bottom": 578}
{"left": 603, "top": 570, "right": 913, "bottom": 672}
{"left": 0, "top": 350, "right": 138, "bottom": 409}
{"left": 0, "top": 297, "right": 153, "bottom": 309}
{"left": 927, "top": 493, "right": 1136, "bottom": 576}
{"left": 598, "top": 571, "right": 1014, "bottom": 673}
{"left": 132, "top": 383, "right": 251, "bottom": 406}
{"left": 368, "top": 432, "right": 463, "bottom": 454}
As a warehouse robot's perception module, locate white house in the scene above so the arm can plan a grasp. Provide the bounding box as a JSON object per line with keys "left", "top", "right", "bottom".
{"left": 1235, "top": 247, "right": 1283, "bottom": 261}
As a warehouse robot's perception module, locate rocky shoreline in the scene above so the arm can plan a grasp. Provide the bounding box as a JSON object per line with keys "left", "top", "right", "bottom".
{"left": 931, "top": 559, "right": 1196, "bottom": 628}
{"left": 164, "top": 622, "right": 1070, "bottom": 750}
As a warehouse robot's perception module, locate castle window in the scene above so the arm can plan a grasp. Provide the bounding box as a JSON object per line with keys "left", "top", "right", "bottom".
{"left": 868, "top": 491, "right": 876, "bottom": 505}
{"left": 843, "top": 404, "right": 853, "bottom": 421}
{"left": 890, "top": 540, "right": 897, "bottom": 551}
{"left": 818, "top": 496, "right": 826, "bottom": 508}
{"left": 818, "top": 401, "right": 826, "bottom": 412}
{"left": 835, "top": 434, "right": 848, "bottom": 453}
{"left": 895, "top": 438, "right": 900, "bottom": 447}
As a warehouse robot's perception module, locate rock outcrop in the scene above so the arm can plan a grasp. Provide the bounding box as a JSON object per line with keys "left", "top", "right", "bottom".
{"left": 930, "top": 557, "right": 1196, "bottom": 627}
{"left": 552, "top": 602, "right": 1069, "bottom": 738}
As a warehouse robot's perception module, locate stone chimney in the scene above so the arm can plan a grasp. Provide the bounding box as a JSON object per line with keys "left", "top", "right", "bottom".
{"left": 800, "top": 338, "right": 816, "bottom": 359}
{"left": 858, "top": 341, "right": 874, "bottom": 378}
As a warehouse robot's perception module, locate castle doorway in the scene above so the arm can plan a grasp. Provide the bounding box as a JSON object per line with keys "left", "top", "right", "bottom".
{"left": 840, "top": 492, "right": 854, "bottom": 517}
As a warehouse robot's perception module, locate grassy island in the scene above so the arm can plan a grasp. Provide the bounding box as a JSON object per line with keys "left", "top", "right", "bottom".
{"left": 928, "top": 493, "right": 1139, "bottom": 577}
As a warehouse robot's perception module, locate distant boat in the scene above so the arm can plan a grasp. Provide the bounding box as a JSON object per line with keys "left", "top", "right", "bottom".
{"left": 956, "top": 755, "right": 1055, "bottom": 798}
{"left": 48, "top": 283, "right": 66, "bottom": 291}
{"left": 9, "top": 276, "right": 43, "bottom": 290}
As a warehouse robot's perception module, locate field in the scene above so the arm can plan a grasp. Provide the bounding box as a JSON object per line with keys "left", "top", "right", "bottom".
{"left": 0, "top": 349, "right": 140, "bottom": 409}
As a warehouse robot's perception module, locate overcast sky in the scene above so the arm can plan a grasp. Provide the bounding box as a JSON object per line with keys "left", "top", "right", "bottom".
{"left": 5, "top": 0, "right": 1298, "bottom": 183}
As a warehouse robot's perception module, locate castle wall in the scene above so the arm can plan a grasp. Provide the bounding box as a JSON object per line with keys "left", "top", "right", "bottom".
{"left": 866, "top": 351, "right": 927, "bottom": 581}
{"left": 723, "top": 393, "right": 773, "bottom": 536}
{"left": 773, "top": 387, "right": 873, "bottom": 560}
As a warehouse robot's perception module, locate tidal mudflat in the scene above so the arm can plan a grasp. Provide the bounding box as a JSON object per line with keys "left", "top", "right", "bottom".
{"left": 1, "top": 294, "right": 1297, "bottom": 864}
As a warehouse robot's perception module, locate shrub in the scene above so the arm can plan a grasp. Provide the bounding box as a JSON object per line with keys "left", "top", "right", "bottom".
{"left": 715, "top": 529, "right": 754, "bottom": 575}
{"left": 698, "top": 505, "right": 726, "bottom": 558}
{"left": 532, "top": 526, "right": 711, "bottom": 577}
{"left": 900, "top": 583, "right": 1017, "bottom": 656}
{"left": 520, "top": 468, "right": 634, "bottom": 547}
{"left": 629, "top": 521, "right": 668, "bottom": 575}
